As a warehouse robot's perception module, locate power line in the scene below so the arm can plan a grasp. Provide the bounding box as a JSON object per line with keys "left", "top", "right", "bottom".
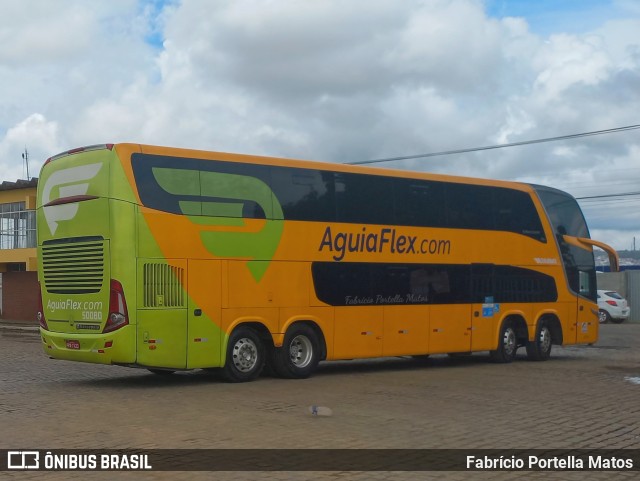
{"left": 576, "top": 191, "right": 640, "bottom": 200}
{"left": 346, "top": 124, "right": 640, "bottom": 166}
{"left": 581, "top": 198, "right": 640, "bottom": 205}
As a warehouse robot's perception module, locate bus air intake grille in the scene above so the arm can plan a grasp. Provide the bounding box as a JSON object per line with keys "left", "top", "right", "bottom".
{"left": 42, "top": 240, "right": 105, "bottom": 294}
{"left": 143, "top": 263, "right": 185, "bottom": 308}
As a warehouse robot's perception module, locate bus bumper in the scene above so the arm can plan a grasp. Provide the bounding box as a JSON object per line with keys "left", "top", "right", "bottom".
{"left": 40, "top": 325, "right": 136, "bottom": 365}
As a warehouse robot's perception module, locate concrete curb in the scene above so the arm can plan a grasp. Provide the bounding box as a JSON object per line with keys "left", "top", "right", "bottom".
{"left": 0, "top": 321, "right": 39, "bottom": 333}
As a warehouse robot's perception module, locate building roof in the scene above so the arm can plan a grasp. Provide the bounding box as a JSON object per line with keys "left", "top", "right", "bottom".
{"left": 0, "top": 178, "right": 38, "bottom": 191}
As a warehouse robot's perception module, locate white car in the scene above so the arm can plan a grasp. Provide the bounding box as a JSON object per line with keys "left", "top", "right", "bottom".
{"left": 597, "top": 290, "right": 630, "bottom": 324}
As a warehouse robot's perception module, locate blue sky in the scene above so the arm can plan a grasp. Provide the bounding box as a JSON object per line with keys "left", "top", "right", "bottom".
{"left": 139, "top": 0, "right": 175, "bottom": 48}
{"left": 487, "top": 0, "right": 622, "bottom": 34}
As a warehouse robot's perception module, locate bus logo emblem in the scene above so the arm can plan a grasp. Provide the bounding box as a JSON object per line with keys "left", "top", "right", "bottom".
{"left": 41, "top": 163, "right": 103, "bottom": 234}
{"left": 151, "top": 167, "right": 284, "bottom": 282}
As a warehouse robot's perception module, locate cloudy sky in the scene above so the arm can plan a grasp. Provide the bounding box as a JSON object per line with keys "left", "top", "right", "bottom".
{"left": 1, "top": 0, "right": 639, "bottom": 250}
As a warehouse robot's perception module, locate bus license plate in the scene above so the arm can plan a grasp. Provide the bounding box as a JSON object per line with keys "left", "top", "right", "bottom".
{"left": 66, "top": 340, "right": 81, "bottom": 350}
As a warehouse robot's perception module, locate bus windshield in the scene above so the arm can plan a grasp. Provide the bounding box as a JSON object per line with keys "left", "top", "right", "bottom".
{"left": 533, "top": 185, "right": 590, "bottom": 239}
{"left": 533, "top": 185, "right": 596, "bottom": 301}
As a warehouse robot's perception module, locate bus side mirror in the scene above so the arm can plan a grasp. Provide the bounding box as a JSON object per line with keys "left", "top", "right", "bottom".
{"left": 563, "top": 235, "right": 620, "bottom": 272}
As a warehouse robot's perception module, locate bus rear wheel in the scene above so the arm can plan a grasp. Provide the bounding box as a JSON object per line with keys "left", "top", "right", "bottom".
{"left": 270, "top": 324, "right": 320, "bottom": 379}
{"left": 526, "top": 321, "right": 552, "bottom": 361}
{"left": 490, "top": 321, "right": 518, "bottom": 363}
{"left": 222, "top": 326, "right": 265, "bottom": 382}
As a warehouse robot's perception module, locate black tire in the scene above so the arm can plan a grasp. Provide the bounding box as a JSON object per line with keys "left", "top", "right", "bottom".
{"left": 526, "top": 320, "right": 552, "bottom": 361}
{"left": 598, "top": 309, "right": 611, "bottom": 324}
{"left": 147, "top": 369, "right": 176, "bottom": 375}
{"left": 270, "top": 324, "right": 320, "bottom": 379}
{"left": 222, "top": 326, "right": 265, "bottom": 382}
{"left": 489, "top": 320, "right": 518, "bottom": 363}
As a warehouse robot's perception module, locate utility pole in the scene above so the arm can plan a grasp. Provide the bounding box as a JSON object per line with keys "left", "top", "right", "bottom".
{"left": 21, "top": 148, "right": 29, "bottom": 179}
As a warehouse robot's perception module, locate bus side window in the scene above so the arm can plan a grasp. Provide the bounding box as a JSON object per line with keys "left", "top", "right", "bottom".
{"left": 335, "top": 172, "right": 394, "bottom": 225}
{"left": 242, "top": 201, "right": 266, "bottom": 219}
{"left": 393, "top": 179, "right": 446, "bottom": 228}
{"left": 270, "top": 168, "right": 335, "bottom": 221}
{"left": 445, "top": 183, "right": 493, "bottom": 230}
{"left": 494, "top": 188, "right": 545, "bottom": 241}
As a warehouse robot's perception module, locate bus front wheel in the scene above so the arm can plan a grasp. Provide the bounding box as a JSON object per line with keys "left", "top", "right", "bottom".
{"left": 222, "top": 326, "right": 265, "bottom": 382}
{"left": 270, "top": 324, "right": 320, "bottom": 379}
{"left": 489, "top": 321, "right": 518, "bottom": 363}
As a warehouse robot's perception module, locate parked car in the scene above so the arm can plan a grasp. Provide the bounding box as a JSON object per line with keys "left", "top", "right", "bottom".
{"left": 597, "top": 290, "right": 630, "bottom": 323}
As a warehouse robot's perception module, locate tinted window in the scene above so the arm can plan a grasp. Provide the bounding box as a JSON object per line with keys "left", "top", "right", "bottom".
{"left": 393, "top": 178, "right": 446, "bottom": 227}
{"left": 534, "top": 185, "right": 595, "bottom": 299}
{"left": 131, "top": 154, "right": 273, "bottom": 219}
{"left": 605, "top": 291, "right": 623, "bottom": 300}
{"left": 270, "top": 168, "right": 335, "bottom": 221}
{"left": 312, "top": 262, "right": 556, "bottom": 306}
{"left": 335, "top": 172, "right": 394, "bottom": 225}
{"left": 446, "top": 183, "right": 494, "bottom": 230}
{"left": 534, "top": 186, "right": 589, "bottom": 238}
{"left": 444, "top": 183, "right": 545, "bottom": 241}
{"left": 492, "top": 265, "right": 558, "bottom": 303}
{"left": 132, "top": 153, "right": 546, "bottom": 241}
{"left": 315, "top": 262, "right": 373, "bottom": 303}
{"left": 493, "top": 188, "right": 545, "bottom": 241}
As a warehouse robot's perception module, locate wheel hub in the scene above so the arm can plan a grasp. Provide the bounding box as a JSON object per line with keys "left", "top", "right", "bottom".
{"left": 232, "top": 338, "right": 258, "bottom": 372}
{"left": 289, "top": 335, "right": 313, "bottom": 368}
{"left": 504, "top": 328, "right": 516, "bottom": 355}
{"left": 539, "top": 327, "right": 551, "bottom": 352}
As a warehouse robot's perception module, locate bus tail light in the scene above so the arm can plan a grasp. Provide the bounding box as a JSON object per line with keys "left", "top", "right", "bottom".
{"left": 44, "top": 143, "right": 114, "bottom": 166}
{"left": 103, "top": 279, "right": 129, "bottom": 333}
{"left": 36, "top": 283, "right": 48, "bottom": 330}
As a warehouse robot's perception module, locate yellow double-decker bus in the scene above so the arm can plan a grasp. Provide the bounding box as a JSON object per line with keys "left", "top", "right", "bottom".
{"left": 36, "top": 143, "right": 618, "bottom": 382}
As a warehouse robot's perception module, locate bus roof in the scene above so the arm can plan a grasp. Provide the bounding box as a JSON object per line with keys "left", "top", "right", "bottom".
{"left": 44, "top": 142, "right": 546, "bottom": 196}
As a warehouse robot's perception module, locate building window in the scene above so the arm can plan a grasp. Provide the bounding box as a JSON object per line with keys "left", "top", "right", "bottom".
{"left": 7, "top": 263, "right": 26, "bottom": 271}
{"left": 0, "top": 202, "right": 36, "bottom": 249}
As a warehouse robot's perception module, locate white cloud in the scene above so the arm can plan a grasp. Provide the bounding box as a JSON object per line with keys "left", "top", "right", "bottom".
{"left": 0, "top": 114, "right": 60, "bottom": 180}
{"left": 0, "top": 2, "right": 95, "bottom": 65}
{"left": 532, "top": 33, "right": 611, "bottom": 101}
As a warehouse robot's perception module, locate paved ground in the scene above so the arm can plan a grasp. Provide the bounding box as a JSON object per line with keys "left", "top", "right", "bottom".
{"left": 1, "top": 322, "right": 639, "bottom": 480}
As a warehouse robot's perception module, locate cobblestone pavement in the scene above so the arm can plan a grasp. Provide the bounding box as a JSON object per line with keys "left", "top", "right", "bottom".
{"left": 1, "top": 323, "right": 639, "bottom": 481}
